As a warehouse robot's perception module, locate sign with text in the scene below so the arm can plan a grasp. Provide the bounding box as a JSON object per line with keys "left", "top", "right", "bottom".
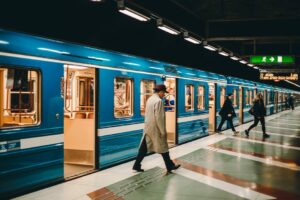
{"left": 260, "top": 73, "right": 298, "bottom": 81}
{"left": 250, "top": 56, "right": 295, "bottom": 64}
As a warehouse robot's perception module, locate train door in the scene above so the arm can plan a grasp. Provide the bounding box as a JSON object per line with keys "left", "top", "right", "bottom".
{"left": 239, "top": 87, "right": 243, "bottom": 124}
{"left": 274, "top": 92, "right": 278, "bottom": 113}
{"left": 208, "top": 83, "right": 216, "bottom": 133}
{"left": 164, "top": 78, "right": 176, "bottom": 146}
{"left": 63, "top": 65, "right": 96, "bottom": 179}
{"left": 263, "top": 90, "right": 267, "bottom": 105}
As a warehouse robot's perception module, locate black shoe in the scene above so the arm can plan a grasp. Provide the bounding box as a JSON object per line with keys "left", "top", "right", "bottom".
{"left": 245, "top": 130, "right": 249, "bottom": 137}
{"left": 167, "top": 164, "right": 181, "bottom": 173}
{"left": 132, "top": 167, "right": 144, "bottom": 173}
{"left": 263, "top": 133, "right": 270, "bottom": 138}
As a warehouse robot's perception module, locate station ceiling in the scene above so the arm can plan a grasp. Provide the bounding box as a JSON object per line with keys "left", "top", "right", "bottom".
{"left": 0, "top": 0, "right": 300, "bottom": 90}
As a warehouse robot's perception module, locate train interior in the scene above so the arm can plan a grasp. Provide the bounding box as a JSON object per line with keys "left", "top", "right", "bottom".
{"left": 0, "top": 67, "right": 40, "bottom": 128}
{"left": 164, "top": 78, "right": 176, "bottom": 146}
{"left": 208, "top": 83, "right": 216, "bottom": 133}
{"left": 63, "top": 65, "right": 95, "bottom": 179}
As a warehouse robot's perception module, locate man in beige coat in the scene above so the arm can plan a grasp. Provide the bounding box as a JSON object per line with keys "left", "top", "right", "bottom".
{"left": 133, "top": 84, "right": 180, "bottom": 173}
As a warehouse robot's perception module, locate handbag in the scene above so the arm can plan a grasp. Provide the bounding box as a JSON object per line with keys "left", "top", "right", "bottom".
{"left": 248, "top": 106, "right": 254, "bottom": 115}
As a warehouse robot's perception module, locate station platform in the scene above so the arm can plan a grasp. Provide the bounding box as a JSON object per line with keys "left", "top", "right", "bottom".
{"left": 15, "top": 108, "right": 300, "bottom": 200}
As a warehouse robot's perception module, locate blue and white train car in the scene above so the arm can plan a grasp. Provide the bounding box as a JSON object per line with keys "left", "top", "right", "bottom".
{"left": 0, "top": 29, "right": 299, "bottom": 198}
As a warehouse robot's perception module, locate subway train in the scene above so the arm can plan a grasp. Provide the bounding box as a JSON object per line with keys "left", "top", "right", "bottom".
{"left": 0, "top": 29, "right": 299, "bottom": 198}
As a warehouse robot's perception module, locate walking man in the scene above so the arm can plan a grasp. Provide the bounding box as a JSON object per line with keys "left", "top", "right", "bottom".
{"left": 132, "top": 84, "right": 180, "bottom": 173}
{"left": 217, "top": 93, "right": 239, "bottom": 135}
{"left": 245, "top": 93, "right": 270, "bottom": 138}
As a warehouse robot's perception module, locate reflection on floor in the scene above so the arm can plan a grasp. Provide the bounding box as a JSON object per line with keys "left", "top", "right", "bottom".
{"left": 14, "top": 108, "right": 300, "bottom": 200}
{"left": 64, "top": 163, "right": 94, "bottom": 179}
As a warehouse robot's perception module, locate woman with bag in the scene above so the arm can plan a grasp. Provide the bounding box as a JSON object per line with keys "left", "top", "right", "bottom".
{"left": 245, "top": 92, "right": 270, "bottom": 138}
{"left": 216, "top": 93, "right": 239, "bottom": 135}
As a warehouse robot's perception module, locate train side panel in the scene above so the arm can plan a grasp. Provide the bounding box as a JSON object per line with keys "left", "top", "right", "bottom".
{"left": 0, "top": 56, "right": 64, "bottom": 198}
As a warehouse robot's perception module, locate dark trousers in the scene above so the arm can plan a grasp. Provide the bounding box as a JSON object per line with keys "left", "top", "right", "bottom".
{"left": 217, "top": 116, "right": 236, "bottom": 132}
{"left": 133, "top": 138, "right": 175, "bottom": 171}
{"left": 248, "top": 116, "right": 266, "bottom": 134}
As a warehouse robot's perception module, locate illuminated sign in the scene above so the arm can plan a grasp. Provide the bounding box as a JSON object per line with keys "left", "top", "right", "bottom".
{"left": 260, "top": 73, "right": 298, "bottom": 81}
{"left": 250, "top": 56, "right": 295, "bottom": 64}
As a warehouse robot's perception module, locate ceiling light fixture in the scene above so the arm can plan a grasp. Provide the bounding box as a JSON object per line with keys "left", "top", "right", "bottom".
{"left": 157, "top": 19, "right": 180, "bottom": 35}
{"left": 230, "top": 55, "right": 239, "bottom": 60}
{"left": 239, "top": 60, "right": 247, "bottom": 64}
{"left": 247, "top": 64, "right": 254, "bottom": 67}
{"left": 203, "top": 41, "right": 217, "bottom": 51}
{"left": 183, "top": 32, "right": 201, "bottom": 44}
{"left": 118, "top": 1, "right": 150, "bottom": 22}
{"left": 218, "top": 50, "right": 229, "bottom": 56}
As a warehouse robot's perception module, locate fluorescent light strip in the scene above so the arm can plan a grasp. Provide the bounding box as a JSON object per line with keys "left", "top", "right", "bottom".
{"left": 38, "top": 47, "right": 69, "bottom": 54}
{"left": 158, "top": 25, "right": 180, "bottom": 35}
{"left": 149, "top": 67, "right": 163, "bottom": 70}
{"left": 123, "top": 62, "right": 140, "bottom": 66}
{"left": 218, "top": 51, "right": 229, "bottom": 56}
{"left": 119, "top": 8, "right": 150, "bottom": 22}
{"left": 253, "top": 66, "right": 259, "bottom": 69}
{"left": 184, "top": 37, "right": 201, "bottom": 44}
{"left": 204, "top": 45, "right": 217, "bottom": 51}
{"left": 230, "top": 56, "right": 239, "bottom": 60}
{"left": 88, "top": 56, "right": 110, "bottom": 61}
{"left": 285, "top": 80, "right": 300, "bottom": 88}
{"left": 0, "top": 40, "right": 9, "bottom": 45}
{"left": 239, "top": 60, "right": 247, "bottom": 64}
{"left": 247, "top": 64, "right": 254, "bottom": 67}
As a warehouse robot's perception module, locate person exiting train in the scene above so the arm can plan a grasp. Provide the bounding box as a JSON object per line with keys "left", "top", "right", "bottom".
{"left": 245, "top": 93, "right": 270, "bottom": 138}
{"left": 217, "top": 93, "right": 239, "bottom": 135}
{"left": 132, "top": 84, "right": 180, "bottom": 173}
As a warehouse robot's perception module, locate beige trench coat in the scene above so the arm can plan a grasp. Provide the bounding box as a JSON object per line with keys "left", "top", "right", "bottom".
{"left": 143, "top": 93, "right": 169, "bottom": 154}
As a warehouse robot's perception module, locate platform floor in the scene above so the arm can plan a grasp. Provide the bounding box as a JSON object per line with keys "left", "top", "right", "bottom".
{"left": 15, "top": 108, "right": 300, "bottom": 200}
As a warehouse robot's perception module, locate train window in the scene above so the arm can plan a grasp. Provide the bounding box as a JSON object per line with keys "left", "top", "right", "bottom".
{"left": 114, "top": 77, "right": 133, "bottom": 118}
{"left": 197, "top": 85, "right": 205, "bottom": 110}
{"left": 245, "top": 90, "right": 250, "bottom": 105}
{"left": 140, "top": 80, "right": 155, "bottom": 116}
{"left": 0, "top": 67, "right": 40, "bottom": 128}
{"left": 233, "top": 89, "right": 237, "bottom": 107}
{"left": 63, "top": 65, "right": 95, "bottom": 119}
{"left": 185, "top": 84, "right": 194, "bottom": 111}
{"left": 267, "top": 92, "right": 271, "bottom": 104}
{"left": 220, "top": 87, "right": 226, "bottom": 107}
{"left": 249, "top": 90, "right": 253, "bottom": 105}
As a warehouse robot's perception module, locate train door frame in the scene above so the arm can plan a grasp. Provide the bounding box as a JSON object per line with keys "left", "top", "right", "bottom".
{"left": 164, "top": 77, "right": 177, "bottom": 146}
{"left": 239, "top": 86, "right": 243, "bottom": 125}
{"left": 0, "top": 70, "right": 3, "bottom": 126}
{"left": 274, "top": 91, "right": 278, "bottom": 113}
{"left": 63, "top": 65, "right": 97, "bottom": 179}
{"left": 208, "top": 82, "right": 216, "bottom": 133}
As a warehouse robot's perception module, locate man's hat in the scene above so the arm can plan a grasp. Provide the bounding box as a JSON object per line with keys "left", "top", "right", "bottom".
{"left": 154, "top": 84, "right": 169, "bottom": 93}
{"left": 227, "top": 93, "right": 233, "bottom": 96}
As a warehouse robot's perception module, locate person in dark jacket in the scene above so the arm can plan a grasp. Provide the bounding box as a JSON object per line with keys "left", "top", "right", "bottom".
{"left": 217, "top": 93, "right": 239, "bottom": 135}
{"left": 288, "top": 95, "right": 295, "bottom": 110}
{"left": 245, "top": 93, "right": 270, "bottom": 138}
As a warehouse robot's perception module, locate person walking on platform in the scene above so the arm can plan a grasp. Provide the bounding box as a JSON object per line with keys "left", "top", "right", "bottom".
{"left": 288, "top": 95, "right": 295, "bottom": 110}
{"left": 245, "top": 93, "right": 270, "bottom": 138}
{"left": 132, "top": 84, "right": 180, "bottom": 173}
{"left": 216, "top": 93, "right": 239, "bottom": 135}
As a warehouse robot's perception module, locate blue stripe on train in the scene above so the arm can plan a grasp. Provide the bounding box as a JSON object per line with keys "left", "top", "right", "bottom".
{"left": 0, "top": 143, "right": 63, "bottom": 198}
{"left": 99, "top": 130, "right": 143, "bottom": 168}
{"left": 178, "top": 118, "right": 208, "bottom": 144}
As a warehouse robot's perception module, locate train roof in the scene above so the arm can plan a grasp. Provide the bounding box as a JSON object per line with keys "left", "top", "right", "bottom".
{"left": 0, "top": 28, "right": 298, "bottom": 93}
{"left": 0, "top": 29, "right": 227, "bottom": 83}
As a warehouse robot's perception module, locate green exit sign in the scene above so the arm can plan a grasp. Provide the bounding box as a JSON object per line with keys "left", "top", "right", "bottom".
{"left": 250, "top": 56, "right": 295, "bottom": 64}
